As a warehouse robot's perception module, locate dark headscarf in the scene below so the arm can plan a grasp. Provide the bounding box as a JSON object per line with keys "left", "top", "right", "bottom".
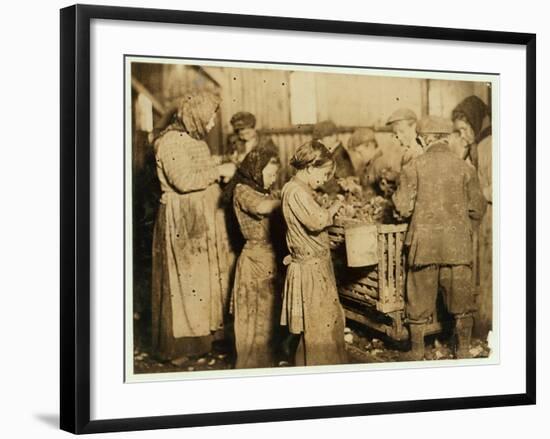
{"left": 452, "top": 95, "right": 491, "bottom": 142}
{"left": 155, "top": 91, "right": 220, "bottom": 142}
{"left": 221, "top": 145, "right": 279, "bottom": 206}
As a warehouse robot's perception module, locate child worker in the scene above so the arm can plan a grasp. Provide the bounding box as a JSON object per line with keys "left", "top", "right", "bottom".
{"left": 222, "top": 145, "right": 282, "bottom": 369}
{"left": 280, "top": 140, "right": 348, "bottom": 366}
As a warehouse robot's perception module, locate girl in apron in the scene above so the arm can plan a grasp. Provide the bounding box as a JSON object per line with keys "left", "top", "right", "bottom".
{"left": 280, "top": 140, "right": 347, "bottom": 366}
{"left": 222, "top": 145, "right": 282, "bottom": 368}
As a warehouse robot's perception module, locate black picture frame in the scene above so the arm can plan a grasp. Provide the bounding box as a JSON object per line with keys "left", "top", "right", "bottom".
{"left": 60, "top": 3, "right": 536, "bottom": 434}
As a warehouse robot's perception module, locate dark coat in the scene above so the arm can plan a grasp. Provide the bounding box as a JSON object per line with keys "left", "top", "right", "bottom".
{"left": 392, "top": 141, "right": 487, "bottom": 266}
{"left": 320, "top": 143, "right": 356, "bottom": 194}
{"left": 226, "top": 133, "right": 277, "bottom": 161}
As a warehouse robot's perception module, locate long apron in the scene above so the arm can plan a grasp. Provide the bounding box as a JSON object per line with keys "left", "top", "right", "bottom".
{"left": 232, "top": 241, "right": 279, "bottom": 369}
{"left": 281, "top": 252, "right": 347, "bottom": 366}
{"left": 151, "top": 185, "right": 233, "bottom": 360}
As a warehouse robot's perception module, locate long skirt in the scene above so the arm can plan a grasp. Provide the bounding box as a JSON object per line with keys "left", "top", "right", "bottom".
{"left": 281, "top": 255, "right": 347, "bottom": 366}
{"left": 150, "top": 187, "right": 235, "bottom": 360}
{"left": 232, "top": 242, "right": 280, "bottom": 369}
{"left": 476, "top": 204, "right": 493, "bottom": 338}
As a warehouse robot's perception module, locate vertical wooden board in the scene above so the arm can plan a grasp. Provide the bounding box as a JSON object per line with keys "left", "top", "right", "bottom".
{"left": 402, "top": 232, "right": 407, "bottom": 297}
{"left": 216, "top": 69, "right": 230, "bottom": 139}
{"left": 276, "top": 70, "right": 287, "bottom": 127}
{"left": 248, "top": 70, "right": 257, "bottom": 124}
{"left": 287, "top": 134, "right": 294, "bottom": 159}
{"left": 256, "top": 71, "right": 267, "bottom": 127}
{"left": 281, "top": 70, "right": 292, "bottom": 127}
{"left": 226, "top": 68, "right": 238, "bottom": 125}
{"left": 259, "top": 71, "right": 269, "bottom": 127}
{"left": 264, "top": 70, "right": 276, "bottom": 127}
{"left": 278, "top": 134, "right": 288, "bottom": 185}
{"left": 288, "top": 135, "right": 296, "bottom": 178}
{"left": 473, "top": 230, "right": 479, "bottom": 287}
{"left": 276, "top": 134, "right": 284, "bottom": 163}
{"left": 315, "top": 73, "right": 329, "bottom": 122}
{"left": 235, "top": 68, "right": 245, "bottom": 115}
{"left": 289, "top": 71, "right": 317, "bottom": 126}
{"left": 222, "top": 68, "right": 235, "bottom": 135}
{"left": 378, "top": 232, "right": 386, "bottom": 296}
{"left": 387, "top": 232, "right": 394, "bottom": 300}
{"left": 288, "top": 134, "right": 297, "bottom": 182}
{"left": 263, "top": 69, "right": 278, "bottom": 128}
{"left": 241, "top": 68, "right": 251, "bottom": 114}
{"left": 395, "top": 231, "right": 403, "bottom": 297}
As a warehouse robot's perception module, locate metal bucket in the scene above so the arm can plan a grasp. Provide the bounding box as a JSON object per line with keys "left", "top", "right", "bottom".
{"left": 344, "top": 223, "right": 378, "bottom": 267}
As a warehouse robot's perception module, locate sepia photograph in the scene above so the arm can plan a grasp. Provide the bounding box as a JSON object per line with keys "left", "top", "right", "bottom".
{"left": 125, "top": 57, "right": 496, "bottom": 380}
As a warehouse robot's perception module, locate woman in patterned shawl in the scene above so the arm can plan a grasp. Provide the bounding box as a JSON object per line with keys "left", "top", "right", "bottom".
{"left": 151, "top": 91, "right": 236, "bottom": 362}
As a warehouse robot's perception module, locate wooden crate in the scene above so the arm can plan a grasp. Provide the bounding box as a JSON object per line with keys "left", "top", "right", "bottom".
{"left": 329, "top": 219, "right": 407, "bottom": 309}
{"left": 329, "top": 219, "right": 410, "bottom": 339}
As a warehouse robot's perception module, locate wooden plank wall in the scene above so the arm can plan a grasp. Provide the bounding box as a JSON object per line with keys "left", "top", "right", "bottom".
{"left": 217, "top": 67, "right": 292, "bottom": 136}
{"left": 131, "top": 62, "right": 491, "bottom": 185}
{"left": 216, "top": 68, "right": 428, "bottom": 140}
{"left": 428, "top": 79, "right": 490, "bottom": 120}
{"left": 314, "top": 73, "right": 425, "bottom": 127}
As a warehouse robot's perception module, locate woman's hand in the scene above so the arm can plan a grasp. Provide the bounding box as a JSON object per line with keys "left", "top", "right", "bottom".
{"left": 217, "top": 162, "right": 237, "bottom": 182}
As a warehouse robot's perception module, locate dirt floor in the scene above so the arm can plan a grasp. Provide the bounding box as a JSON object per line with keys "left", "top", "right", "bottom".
{"left": 133, "top": 317, "right": 491, "bottom": 375}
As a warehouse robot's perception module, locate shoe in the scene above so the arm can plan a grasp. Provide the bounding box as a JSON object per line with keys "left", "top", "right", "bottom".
{"left": 455, "top": 315, "right": 474, "bottom": 359}
{"left": 404, "top": 323, "right": 425, "bottom": 361}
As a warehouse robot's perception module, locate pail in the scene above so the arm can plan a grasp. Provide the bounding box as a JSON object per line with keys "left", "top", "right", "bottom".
{"left": 344, "top": 223, "right": 378, "bottom": 267}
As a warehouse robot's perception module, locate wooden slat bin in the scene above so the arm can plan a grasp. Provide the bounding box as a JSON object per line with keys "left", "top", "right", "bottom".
{"left": 329, "top": 219, "right": 411, "bottom": 340}
{"left": 329, "top": 218, "right": 448, "bottom": 340}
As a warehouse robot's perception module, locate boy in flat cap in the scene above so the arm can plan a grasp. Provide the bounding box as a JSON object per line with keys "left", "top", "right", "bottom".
{"left": 392, "top": 116, "right": 487, "bottom": 360}
{"left": 386, "top": 108, "right": 425, "bottom": 166}
{"left": 312, "top": 120, "right": 355, "bottom": 194}
{"left": 227, "top": 111, "right": 277, "bottom": 163}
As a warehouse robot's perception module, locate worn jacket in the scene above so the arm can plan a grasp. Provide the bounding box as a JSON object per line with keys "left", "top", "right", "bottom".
{"left": 320, "top": 143, "right": 356, "bottom": 194}
{"left": 226, "top": 133, "right": 277, "bottom": 163}
{"left": 392, "top": 140, "right": 487, "bottom": 266}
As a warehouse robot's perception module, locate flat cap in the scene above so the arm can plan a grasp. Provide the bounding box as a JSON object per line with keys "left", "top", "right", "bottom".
{"left": 417, "top": 116, "right": 454, "bottom": 134}
{"left": 230, "top": 111, "right": 256, "bottom": 130}
{"left": 386, "top": 108, "right": 418, "bottom": 125}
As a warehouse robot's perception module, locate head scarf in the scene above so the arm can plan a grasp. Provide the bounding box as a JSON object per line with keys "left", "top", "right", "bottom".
{"left": 156, "top": 91, "right": 220, "bottom": 142}
{"left": 221, "top": 144, "right": 279, "bottom": 206}
{"left": 452, "top": 95, "right": 491, "bottom": 142}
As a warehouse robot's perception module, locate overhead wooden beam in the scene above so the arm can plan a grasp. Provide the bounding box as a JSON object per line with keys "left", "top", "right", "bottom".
{"left": 131, "top": 76, "right": 165, "bottom": 115}
{"left": 199, "top": 66, "right": 226, "bottom": 88}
